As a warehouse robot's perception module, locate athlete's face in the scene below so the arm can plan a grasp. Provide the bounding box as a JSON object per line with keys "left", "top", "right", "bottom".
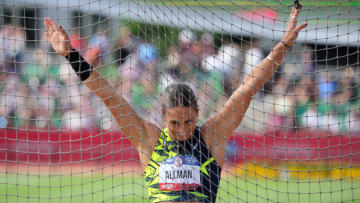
{"left": 164, "top": 107, "right": 198, "bottom": 141}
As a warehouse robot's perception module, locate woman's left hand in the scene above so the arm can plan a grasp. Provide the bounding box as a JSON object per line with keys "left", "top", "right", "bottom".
{"left": 282, "top": 6, "right": 307, "bottom": 47}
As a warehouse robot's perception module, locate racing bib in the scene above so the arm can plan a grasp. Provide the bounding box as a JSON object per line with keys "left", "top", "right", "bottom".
{"left": 159, "top": 155, "right": 201, "bottom": 191}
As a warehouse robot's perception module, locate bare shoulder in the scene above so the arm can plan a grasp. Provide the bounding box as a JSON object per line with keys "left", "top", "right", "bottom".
{"left": 141, "top": 122, "right": 162, "bottom": 151}
{"left": 200, "top": 117, "right": 228, "bottom": 146}
{"left": 199, "top": 121, "right": 216, "bottom": 150}
{"left": 138, "top": 122, "right": 162, "bottom": 169}
{"left": 200, "top": 120, "right": 228, "bottom": 167}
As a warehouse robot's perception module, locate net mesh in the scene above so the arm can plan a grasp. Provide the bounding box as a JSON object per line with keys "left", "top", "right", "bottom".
{"left": 0, "top": 0, "right": 360, "bottom": 202}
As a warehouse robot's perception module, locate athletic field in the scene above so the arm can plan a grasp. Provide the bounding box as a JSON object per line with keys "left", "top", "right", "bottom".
{"left": 1, "top": 173, "right": 360, "bottom": 203}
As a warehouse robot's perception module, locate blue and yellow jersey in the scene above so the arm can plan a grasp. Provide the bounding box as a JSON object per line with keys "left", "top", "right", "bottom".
{"left": 144, "top": 127, "right": 222, "bottom": 203}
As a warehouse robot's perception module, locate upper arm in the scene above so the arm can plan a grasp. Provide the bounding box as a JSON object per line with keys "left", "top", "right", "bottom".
{"left": 83, "top": 70, "right": 160, "bottom": 150}
{"left": 199, "top": 74, "right": 258, "bottom": 166}
{"left": 203, "top": 62, "right": 267, "bottom": 148}
{"left": 202, "top": 84, "right": 252, "bottom": 149}
{"left": 204, "top": 58, "right": 280, "bottom": 148}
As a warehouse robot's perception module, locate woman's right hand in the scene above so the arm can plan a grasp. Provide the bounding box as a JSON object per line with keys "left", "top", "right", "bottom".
{"left": 44, "top": 18, "right": 72, "bottom": 57}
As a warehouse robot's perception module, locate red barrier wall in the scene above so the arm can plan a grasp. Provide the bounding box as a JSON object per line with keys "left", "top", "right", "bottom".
{"left": 1, "top": 129, "right": 360, "bottom": 164}
{"left": 0, "top": 129, "right": 138, "bottom": 164}
{"left": 228, "top": 131, "right": 360, "bottom": 163}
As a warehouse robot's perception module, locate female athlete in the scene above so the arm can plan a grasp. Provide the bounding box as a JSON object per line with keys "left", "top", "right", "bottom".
{"left": 44, "top": 5, "right": 306, "bottom": 203}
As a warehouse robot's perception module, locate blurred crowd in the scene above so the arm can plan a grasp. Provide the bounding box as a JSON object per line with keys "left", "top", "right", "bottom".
{"left": 268, "top": 66, "right": 360, "bottom": 133}
{"left": 0, "top": 23, "right": 359, "bottom": 134}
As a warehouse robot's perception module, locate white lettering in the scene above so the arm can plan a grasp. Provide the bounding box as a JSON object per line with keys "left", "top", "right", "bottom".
{"left": 164, "top": 170, "right": 193, "bottom": 180}
{"left": 159, "top": 156, "right": 201, "bottom": 191}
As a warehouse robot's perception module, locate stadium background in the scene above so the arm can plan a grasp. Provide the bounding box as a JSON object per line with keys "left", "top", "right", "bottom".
{"left": 0, "top": 0, "right": 360, "bottom": 202}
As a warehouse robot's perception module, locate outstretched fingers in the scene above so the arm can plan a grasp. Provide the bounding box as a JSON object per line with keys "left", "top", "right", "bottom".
{"left": 43, "top": 17, "right": 71, "bottom": 56}
{"left": 282, "top": 4, "right": 306, "bottom": 47}
{"left": 295, "top": 23, "right": 308, "bottom": 33}
{"left": 44, "top": 18, "right": 64, "bottom": 37}
{"left": 46, "top": 18, "right": 58, "bottom": 32}
{"left": 57, "top": 25, "right": 67, "bottom": 36}
{"left": 44, "top": 18, "right": 68, "bottom": 40}
{"left": 287, "top": 6, "right": 301, "bottom": 31}
{"left": 44, "top": 18, "right": 53, "bottom": 33}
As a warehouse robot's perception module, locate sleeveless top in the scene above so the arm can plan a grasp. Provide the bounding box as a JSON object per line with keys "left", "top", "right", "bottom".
{"left": 144, "top": 127, "right": 222, "bottom": 203}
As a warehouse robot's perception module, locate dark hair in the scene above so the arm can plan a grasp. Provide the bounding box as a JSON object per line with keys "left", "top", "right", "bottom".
{"left": 161, "top": 84, "right": 198, "bottom": 115}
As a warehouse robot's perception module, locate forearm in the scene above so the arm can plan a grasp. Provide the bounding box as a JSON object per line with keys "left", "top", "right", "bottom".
{"left": 65, "top": 50, "right": 115, "bottom": 101}
{"left": 65, "top": 49, "right": 93, "bottom": 81}
{"left": 78, "top": 65, "right": 134, "bottom": 120}
{"left": 243, "top": 41, "right": 289, "bottom": 96}
{"left": 214, "top": 41, "right": 290, "bottom": 133}
{"left": 65, "top": 50, "right": 148, "bottom": 146}
{"left": 207, "top": 5, "right": 305, "bottom": 140}
{"left": 64, "top": 50, "right": 119, "bottom": 109}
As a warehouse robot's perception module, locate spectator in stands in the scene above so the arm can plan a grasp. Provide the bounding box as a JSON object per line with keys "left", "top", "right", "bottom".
{"left": 22, "top": 49, "right": 49, "bottom": 90}
{"left": 43, "top": 77, "right": 63, "bottom": 128}
{"left": 13, "top": 84, "right": 31, "bottom": 129}
{"left": 268, "top": 74, "right": 295, "bottom": 129}
{"left": 131, "top": 73, "right": 162, "bottom": 125}
{"left": 159, "top": 45, "right": 182, "bottom": 88}
{"left": 332, "top": 91, "right": 351, "bottom": 132}
{"left": 131, "top": 43, "right": 160, "bottom": 117}
{"left": 60, "top": 84, "right": 94, "bottom": 130}
{"left": 117, "top": 53, "right": 139, "bottom": 98}
{"left": 244, "top": 39, "right": 264, "bottom": 76}
{"left": 178, "top": 29, "right": 197, "bottom": 67}
{"left": 197, "top": 71, "right": 226, "bottom": 124}
{"left": 0, "top": 24, "right": 25, "bottom": 73}
{"left": 330, "top": 67, "right": 357, "bottom": 132}
{"left": 160, "top": 44, "right": 198, "bottom": 93}
{"left": 0, "top": 74, "right": 21, "bottom": 127}
{"left": 178, "top": 29, "right": 195, "bottom": 47}
{"left": 0, "top": 25, "right": 10, "bottom": 65}
{"left": 294, "top": 75, "right": 316, "bottom": 129}
{"left": 69, "top": 28, "right": 86, "bottom": 52}
{"left": 34, "top": 86, "right": 57, "bottom": 129}
{"left": 0, "top": 64, "right": 7, "bottom": 90}
{"left": 112, "top": 26, "right": 140, "bottom": 66}
{"left": 61, "top": 103, "right": 87, "bottom": 130}
{"left": 302, "top": 45, "right": 315, "bottom": 74}
{"left": 201, "top": 43, "right": 243, "bottom": 97}
{"left": 347, "top": 106, "right": 360, "bottom": 133}
{"left": 301, "top": 102, "right": 321, "bottom": 130}
{"left": 58, "top": 62, "right": 82, "bottom": 127}
{"left": 83, "top": 27, "right": 109, "bottom": 67}
{"left": 218, "top": 44, "right": 243, "bottom": 97}
{"left": 13, "top": 26, "right": 26, "bottom": 67}
{"left": 244, "top": 39, "right": 264, "bottom": 98}
{"left": 199, "top": 33, "right": 215, "bottom": 58}
{"left": 118, "top": 42, "right": 160, "bottom": 98}
{"left": 190, "top": 32, "right": 215, "bottom": 72}
{"left": 316, "top": 69, "right": 353, "bottom": 132}
{"left": 0, "top": 67, "right": 7, "bottom": 126}
{"left": 340, "top": 66, "right": 358, "bottom": 103}
{"left": 318, "top": 72, "right": 337, "bottom": 102}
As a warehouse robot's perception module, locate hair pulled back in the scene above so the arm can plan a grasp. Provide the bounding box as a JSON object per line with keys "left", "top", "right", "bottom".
{"left": 161, "top": 84, "right": 198, "bottom": 115}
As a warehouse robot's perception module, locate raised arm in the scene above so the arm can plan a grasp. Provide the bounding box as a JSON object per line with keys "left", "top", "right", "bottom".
{"left": 202, "top": 6, "right": 307, "bottom": 159}
{"left": 44, "top": 18, "right": 159, "bottom": 151}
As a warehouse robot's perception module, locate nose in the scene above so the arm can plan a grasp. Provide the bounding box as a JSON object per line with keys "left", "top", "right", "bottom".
{"left": 176, "top": 125, "right": 187, "bottom": 137}
{"left": 177, "top": 125, "right": 185, "bottom": 134}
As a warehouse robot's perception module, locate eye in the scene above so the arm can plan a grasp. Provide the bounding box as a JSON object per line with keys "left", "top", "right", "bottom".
{"left": 170, "top": 121, "right": 178, "bottom": 125}
{"left": 185, "top": 120, "right": 192, "bottom": 125}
